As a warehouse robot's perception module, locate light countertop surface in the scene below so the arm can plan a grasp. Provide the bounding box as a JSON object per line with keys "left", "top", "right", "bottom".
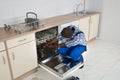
{"left": 0, "top": 11, "right": 100, "bottom": 42}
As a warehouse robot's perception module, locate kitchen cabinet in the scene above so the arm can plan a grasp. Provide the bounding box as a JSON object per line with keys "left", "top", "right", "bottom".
{"left": 79, "top": 14, "right": 100, "bottom": 41}
{"left": 88, "top": 14, "right": 100, "bottom": 40}
{"left": 6, "top": 33, "right": 38, "bottom": 79}
{"left": 78, "top": 17, "right": 90, "bottom": 41}
{"left": 0, "top": 42, "right": 5, "bottom": 51}
{"left": 0, "top": 42, "right": 12, "bottom": 80}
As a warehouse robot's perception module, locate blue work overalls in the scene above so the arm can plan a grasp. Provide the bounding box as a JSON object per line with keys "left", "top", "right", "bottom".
{"left": 58, "top": 32, "right": 87, "bottom": 68}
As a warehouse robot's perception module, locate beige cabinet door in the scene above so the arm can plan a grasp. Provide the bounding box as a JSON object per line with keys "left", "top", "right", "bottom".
{"left": 0, "top": 42, "right": 5, "bottom": 51}
{"left": 78, "top": 17, "right": 90, "bottom": 41}
{"left": 89, "top": 14, "right": 100, "bottom": 40}
{"left": 0, "top": 51, "right": 11, "bottom": 80}
{"left": 8, "top": 41, "right": 37, "bottom": 79}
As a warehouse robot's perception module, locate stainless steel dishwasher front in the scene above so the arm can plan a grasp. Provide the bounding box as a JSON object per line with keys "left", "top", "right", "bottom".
{"left": 39, "top": 54, "right": 84, "bottom": 77}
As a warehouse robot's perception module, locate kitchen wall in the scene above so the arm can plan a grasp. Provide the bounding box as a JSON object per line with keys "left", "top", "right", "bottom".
{"left": 0, "top": 0, "right": 89, "bottom": 27}
{"left": 89, "top": 0, "right": 120, "bottom": 44}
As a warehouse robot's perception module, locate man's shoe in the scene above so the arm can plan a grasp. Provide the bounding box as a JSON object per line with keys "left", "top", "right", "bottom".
{"left": 79, "top": 65, "right": 84, "bottom": 69}
{"left": 66, "top": 76, "right": 80, "bottom": 80}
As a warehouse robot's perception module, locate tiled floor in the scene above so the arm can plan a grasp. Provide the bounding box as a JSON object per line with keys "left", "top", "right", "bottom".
{"left": 23, "top": 39, "right": 120, "bottom": 80}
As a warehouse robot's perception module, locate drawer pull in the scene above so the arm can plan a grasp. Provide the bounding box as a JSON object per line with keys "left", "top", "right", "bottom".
{"left": 18, "top": 38, "right": 26, "bottom": 42}
{"left": 12, "top": 52, "right": 15, "bottom": 60}
{"left": 2, "top": 55, "right": 6, "bottom": 64}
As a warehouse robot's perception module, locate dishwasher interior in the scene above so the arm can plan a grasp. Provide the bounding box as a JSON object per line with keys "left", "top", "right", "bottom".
{"left": 35, "top": 26, "right": 83, "bottom": 77}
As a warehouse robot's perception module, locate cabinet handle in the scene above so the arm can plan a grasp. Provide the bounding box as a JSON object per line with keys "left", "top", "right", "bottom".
{"left": 12, "top": 52, "right": 15, "bottom": 60}
{"left": 90, "top": 20, "right": 92, "bottom": 23}
{"left": 2, "top": 55, "right": 6, "bottom": 64}
{"left": 18, "top": 38, "right": 26, "bottom": 42}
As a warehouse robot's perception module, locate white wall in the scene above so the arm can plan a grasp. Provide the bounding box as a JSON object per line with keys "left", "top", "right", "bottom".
{"left": 89, "top": 0, "right": 120, "bottom": 44}
{"left": 0, "top": 0, "right": 89, "bottom": 27}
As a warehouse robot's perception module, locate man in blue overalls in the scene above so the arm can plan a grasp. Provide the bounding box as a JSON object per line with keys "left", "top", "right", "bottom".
{"left": 44, "top": 25, "right": 87, "bottom": 68}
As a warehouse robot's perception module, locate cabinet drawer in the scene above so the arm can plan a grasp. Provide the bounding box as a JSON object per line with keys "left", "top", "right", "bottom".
{"left": 0, "top": 42, "right": 5, "bottom": 51}
{"left": 6, "top": 33, "right": 35, "bottom": 48}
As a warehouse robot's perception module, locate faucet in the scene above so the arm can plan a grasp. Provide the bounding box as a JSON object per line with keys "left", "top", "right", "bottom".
{"left": 75, "top": 2, "right": 81, "bottom": 16}
{"left": 83, "top": 0, "right": 87, "bottom": 14}
{"left": 74, "top": 0, "right": 87, "bottom": 16}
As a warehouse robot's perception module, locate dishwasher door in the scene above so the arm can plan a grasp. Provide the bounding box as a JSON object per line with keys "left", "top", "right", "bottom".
{"left": 39, "top": 54, "right": 84, "bottom": 78}
{"left": 36, "top": 26, "right": 83, "bottom": 77}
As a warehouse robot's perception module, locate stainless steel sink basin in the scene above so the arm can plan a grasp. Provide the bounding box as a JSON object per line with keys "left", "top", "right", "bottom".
{"left": 72, "top": 11, "right": 90, "bottom": 17}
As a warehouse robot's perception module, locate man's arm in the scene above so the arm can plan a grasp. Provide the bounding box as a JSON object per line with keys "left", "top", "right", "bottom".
{"left": 44, "top": 37, "right": 66, "bottom": 49}
{"left": 43, "top": 37, "right": 58, "bottom": 48}
{"left": 47, "top": 37, "right": 58, "bottom": 45}
{"left": 56, "top": 43, "right": 66, "bottom": 48}
{"left": 47, "top": 41, "right": 66, "bottom": 49}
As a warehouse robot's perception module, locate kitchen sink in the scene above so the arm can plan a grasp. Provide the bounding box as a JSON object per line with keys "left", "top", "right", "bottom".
{"left": 72, "top": 11, "right": 90, "bottom": 17}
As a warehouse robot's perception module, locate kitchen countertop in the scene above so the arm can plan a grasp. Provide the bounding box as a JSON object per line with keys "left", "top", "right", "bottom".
{"left": 0, "top": 11, "right": 100, "bottom": 42}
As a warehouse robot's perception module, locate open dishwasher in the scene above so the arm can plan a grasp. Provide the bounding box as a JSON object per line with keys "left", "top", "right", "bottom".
{"left": 35, "top": 26, "right": 84, "bottom": 77}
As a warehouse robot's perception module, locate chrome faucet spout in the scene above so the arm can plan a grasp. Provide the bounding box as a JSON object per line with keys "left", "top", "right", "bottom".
{"left": 75, "top": 2, "right": 81, "bottom": 16}
{"left": 73, "top": 0, "right": 87, "bottom": 16}
{"left": 83, "top": 0, "right": 86, "bottom": 14}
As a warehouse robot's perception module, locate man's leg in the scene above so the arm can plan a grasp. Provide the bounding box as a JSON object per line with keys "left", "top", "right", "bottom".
{"left": 69, "top": 55, "right": 83, "bottom": 68}
{"left": 69, "top": 45, "right": 86, "bottom": 68}
{"left": 58, "top": 47, "right": 72, "bottom": 64}
{"left": 58, "top": 47, "right": 69, "bottom": 56}
{"left": 62, "top": 57, "right": 72, "bottom": 64}
{"left": 69, "top": 45, "right": 86, "bottom": 61}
